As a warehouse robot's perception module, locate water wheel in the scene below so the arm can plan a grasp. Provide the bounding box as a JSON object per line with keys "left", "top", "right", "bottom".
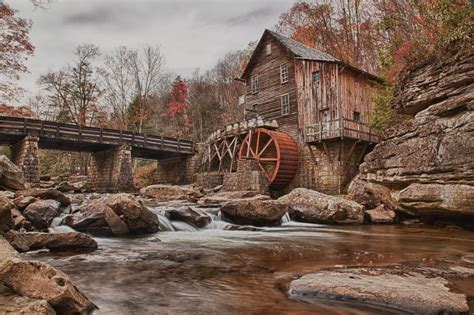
{"left": 239, "top": 128, "right": 298, "bottom": 190}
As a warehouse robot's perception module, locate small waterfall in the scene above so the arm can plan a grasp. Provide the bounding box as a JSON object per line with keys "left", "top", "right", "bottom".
{"left": 157, "top": 214, "right": 175, "bottom": 232}
{"left": 171, "top": 221, "right": 198, "bottom": 232}
{"left": 48, "top": 216, "right": 78, "bottom": 233}
{"left": 281, "top": 212, "right": 291, "bottom": 224}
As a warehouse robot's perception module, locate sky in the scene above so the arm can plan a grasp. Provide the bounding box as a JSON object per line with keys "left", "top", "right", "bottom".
{"left": 4, "top": 0, "right": 294, "bottom": 104}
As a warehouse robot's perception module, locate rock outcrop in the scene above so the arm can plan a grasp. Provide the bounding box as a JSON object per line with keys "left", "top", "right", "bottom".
{"left": 0, "top": 155, "right": 25, "bottom": 190}
{"left": 5, "top": 230, "right": 98, "bottom": 252}
{"left": 289, "top": 268, "right": 469, "bottom": 314}
{"left": 140, "top": 184, "right": 202, "bottom": 202}
{"left": 349, "top": 50, "right": 474, "bottom": 222}
{"left": 279, "top": 188, "right": 364, "bottom": 224}
{"left": 0, "top": 196, "right": 14, "bottom": 232}
{"left": 220, "top": 198, "right": 288, "bottom": 226}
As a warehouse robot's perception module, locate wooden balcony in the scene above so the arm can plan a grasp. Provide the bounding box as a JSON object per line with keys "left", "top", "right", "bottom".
{"left": 305, "top": 118, "right": 380, "bottom": 143}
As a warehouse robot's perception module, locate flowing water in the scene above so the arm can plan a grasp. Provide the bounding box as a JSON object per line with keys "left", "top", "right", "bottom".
{"left": 28, "top": 205, "right": 474, "bottom": 314}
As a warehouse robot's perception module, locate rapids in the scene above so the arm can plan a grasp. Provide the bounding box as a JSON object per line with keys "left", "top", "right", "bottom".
{"left": 24, "top": 204, "right": 474, "bottom": 314}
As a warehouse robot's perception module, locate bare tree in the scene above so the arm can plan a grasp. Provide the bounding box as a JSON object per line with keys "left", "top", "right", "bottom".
{"left": 39, "top": 44, "right": 103, "bottom": 127}
{"left": 102, "top": 46, "right": 135, "bottom": 130}
{"left": 127, "top": 45, "right": 165, "bottom": 133}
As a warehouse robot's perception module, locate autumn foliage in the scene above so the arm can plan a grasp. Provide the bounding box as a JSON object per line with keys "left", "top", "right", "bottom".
{"left": 0, "top": 3, "right": 34, "bottom": 102}
{"left": 165, "top": 76, "right": 191, "bottom": 138}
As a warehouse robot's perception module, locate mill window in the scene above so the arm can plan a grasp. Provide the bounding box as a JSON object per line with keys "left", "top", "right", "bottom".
{"left": 353, "top": 111, "right": 361, "bottom": 122}
{"left": 281, "top": 94, "right": 290, "bottom": 115}
{"left": 312, "top": 71, "right": 320, "bottom": 82}
{"left": 280, "top": 64, "right": 288, "bottom": 84}
{"left": 251, "top": 75, "right": 258, "bottom": 94}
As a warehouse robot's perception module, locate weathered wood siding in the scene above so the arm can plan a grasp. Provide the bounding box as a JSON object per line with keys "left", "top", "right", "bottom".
{"left": 243, "top": 34, "right": 299, "bottom": 139}
{"left": 295, "top": 60, "right": 339, "bottom": 132}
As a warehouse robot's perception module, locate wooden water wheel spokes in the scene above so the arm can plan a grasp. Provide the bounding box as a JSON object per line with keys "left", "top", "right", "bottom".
{"left": 239, "top": 128, "right": 299, "bottom": 189}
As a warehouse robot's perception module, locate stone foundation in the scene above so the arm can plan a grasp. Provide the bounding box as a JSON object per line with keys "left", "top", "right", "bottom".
{"left": 196, "top": 173, "right": 223, "bottom": 189}
{"left": 10, "top": 136, "right": 40, "bottom": 185}
{"left": 287, "top": 141, "right": 372, "bottom": 195}
{"left": 222, "top": 159, "right": 269, "bottom": 194}
{"left": 87, "top": 145, "right": 134, "bottom": 192}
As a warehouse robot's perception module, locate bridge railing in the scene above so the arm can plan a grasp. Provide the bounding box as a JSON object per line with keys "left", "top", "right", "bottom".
{"left": 0, "top": 116, "right": 195, "bottom": 154}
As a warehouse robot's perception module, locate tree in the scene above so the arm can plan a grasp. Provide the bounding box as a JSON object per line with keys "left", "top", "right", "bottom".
{"left": 276, "top": 0, "right": 380, "bottom": 73}
{"left": 38, "top": 44, "right": 103, "bottom": 127}
{"left": 165, "top": 76, "right": 190, "bottom": 138}
{"left": 0, "top": 3, "right": 34, "bottom": 102}
{"left": 127, "top": 45, "right": 166, "bottom": 133}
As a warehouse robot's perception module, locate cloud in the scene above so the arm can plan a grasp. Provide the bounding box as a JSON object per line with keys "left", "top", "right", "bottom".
{"left": 7, "top": 0, "right": 293, "bottom": 104}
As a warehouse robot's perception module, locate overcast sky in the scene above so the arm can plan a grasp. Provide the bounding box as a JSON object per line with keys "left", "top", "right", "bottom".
{"left": 5, "top": 0, "right": 294, "bottom": 103}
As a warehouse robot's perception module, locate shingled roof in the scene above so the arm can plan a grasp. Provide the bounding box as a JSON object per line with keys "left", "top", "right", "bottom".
{"left": 265, "top": 29, "right": 338, "bottom": 62}
{"left": 241, "top": 29, "right": 382, "bottom": 82}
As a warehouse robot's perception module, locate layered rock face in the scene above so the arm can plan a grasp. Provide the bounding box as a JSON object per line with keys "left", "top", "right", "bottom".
{"left": 349, "top": 50, "right": 474, "bottom": 220}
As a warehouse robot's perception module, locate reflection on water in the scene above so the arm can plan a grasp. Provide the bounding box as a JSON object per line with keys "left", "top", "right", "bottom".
{"left": 25, "top": 218, "right": 474, "bottom": 314}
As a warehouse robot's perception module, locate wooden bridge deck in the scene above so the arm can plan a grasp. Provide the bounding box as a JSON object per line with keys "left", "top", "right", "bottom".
{"left": 0, "top": 116, "right": 195, "bottom": 159}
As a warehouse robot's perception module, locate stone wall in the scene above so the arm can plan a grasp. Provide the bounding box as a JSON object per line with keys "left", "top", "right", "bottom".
{"left": 287, "top": 141, "right": 370, "bottom": 195}
{"left": 87, "top": 145, "right": 134, "bottom": 192}
{"left": 10, "top": 136, "right": 39, "bottom": 185}
{"left": 196, "top": 173, "right": 223, "bottom": 189}
{"left": 222, "top": 159, "right": 269, "bottom": 194}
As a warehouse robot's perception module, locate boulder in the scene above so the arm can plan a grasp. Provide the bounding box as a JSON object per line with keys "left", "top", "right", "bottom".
{"left": 289, "top": 268, "right": 469, "bottom": 314}
{"left": 5, "top": 230, "right": 98, "bottom": 252}
{"left": 199, "top": 191, "right": 269, "bottom": 204}
{"left": 365, "top": 205, "right": 396, "bottom": 224}
{"left": 0, "top": 285, "right": 55, "bottom": 315}
{"left": 0, "top": 196, "right": 14, "bottom": 232}
{"left": 348, "top": 49, "right": 474, "bottom": 222}
{"left": 13, "top": 195, "right": 37, "bottom": 211}
{"left": 140, "top": 184, "right": 202, "bottom": 202}
{"left": 11, "top": 208, "right": 32, "bottom": 231}
{"left": 0, "top": 155, "right": 25, "bottom": 190}
{"left": 220, "top": 198, "right": 288, "bottom": 226}
{"left": 279, "top": 188, "right": 364, "bottom": 224}
{"left": 165, "top": 206, "right": 211, "bottom": 228}
{"left": 64, "top": 200, "right": 130, "bottom": 236}
{"left": 56, "top": 181, "right": 85, "bottom": 193}
{"left": 15, "top": 188, "right": 70, "bottom": 207}
{"left": 103, "top": 193, "right": 159, "bottom": 234}
{"left": 0, "top": 258, "right": 97, "bottom": 314}
{"left": 23, "top": 200, "right": 61, "bottom": 230}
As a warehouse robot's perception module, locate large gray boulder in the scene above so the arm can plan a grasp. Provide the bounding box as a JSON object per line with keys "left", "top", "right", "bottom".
{"left": 279, "top": 188, "right": 364, "bottom": 224}
{"left": 65, "top": 194, "right": 159, "bottom": 235}
{"left": 220, "top": 198, "right": 288, "bottom": 226}
{"left": 5, "top": 230, "right": 98, "bottom": 253}
{"left": 23, "top": 200, "right": 61, "bottom": 230}
{"left": 0, "top": 155, "right": 25, "bottom": 190}
{"left": 64, "top": 200, "right": 130, "bottom": 236}
{"left": 140, "top": 184, "right": 202, "bottom": 202}
{"left": 103, "top": 193, "right": 159, "bottom": 234}
{"left": 289, "top": 268, "right": 469, "bottom": 314}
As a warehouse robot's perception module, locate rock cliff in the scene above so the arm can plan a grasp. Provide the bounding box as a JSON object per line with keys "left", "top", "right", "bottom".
{"left": 349, "top": 49, "right": 474, "bottom": 223}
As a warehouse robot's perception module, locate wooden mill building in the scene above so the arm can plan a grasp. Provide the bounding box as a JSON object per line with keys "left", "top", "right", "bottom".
{"left": 204, "top": 29, "right": 381, "bottom": 194}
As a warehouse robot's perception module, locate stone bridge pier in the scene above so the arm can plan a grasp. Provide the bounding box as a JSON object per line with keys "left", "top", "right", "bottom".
{"left": 10, "top": 135, "right": 40, "bottom": 186}
{"left": 87, "top": 145, "right": 134, "bottom": 192}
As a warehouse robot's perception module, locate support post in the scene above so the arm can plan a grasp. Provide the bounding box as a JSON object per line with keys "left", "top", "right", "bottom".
{"left": 10, "top": 135, "right": 40, "bottom": 186}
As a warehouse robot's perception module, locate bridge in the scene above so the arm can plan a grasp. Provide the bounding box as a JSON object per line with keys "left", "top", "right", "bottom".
{"left": 0, "top": 116, "right": 197, "bottom": 191}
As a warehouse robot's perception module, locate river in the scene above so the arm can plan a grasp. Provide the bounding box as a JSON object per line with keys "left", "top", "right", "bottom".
{"left": 24, "top": 205, "right": 474, "bottom": 314}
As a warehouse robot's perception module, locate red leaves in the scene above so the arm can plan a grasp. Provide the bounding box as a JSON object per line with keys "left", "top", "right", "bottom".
{"left": 0, "top": 103, "right": 35, "bottom": 118}
{"left": 165, "top": 76, "right": 191, "bottom": 137}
